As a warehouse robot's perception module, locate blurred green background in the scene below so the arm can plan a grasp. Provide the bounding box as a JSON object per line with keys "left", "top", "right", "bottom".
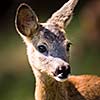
{"left": 0, "top": 0, "right": 100, "bottom": 100}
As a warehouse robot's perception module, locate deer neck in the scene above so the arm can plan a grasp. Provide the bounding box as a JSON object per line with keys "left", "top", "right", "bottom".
{"left": 34, "top": 69, "right": 69, "bottom": 100}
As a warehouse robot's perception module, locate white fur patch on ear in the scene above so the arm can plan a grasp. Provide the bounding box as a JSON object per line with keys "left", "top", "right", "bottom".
{"left": 15, "top": 3, "right": 39, "bottom": 38}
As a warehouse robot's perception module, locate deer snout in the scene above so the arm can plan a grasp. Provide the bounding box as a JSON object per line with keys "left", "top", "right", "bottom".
{"left": 53, "top": 65, "right": 71, "bottom": 82}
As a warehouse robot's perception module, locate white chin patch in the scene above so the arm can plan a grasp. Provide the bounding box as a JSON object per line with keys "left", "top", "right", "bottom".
{"left": 54, "top": 77, "right": 67, "bottom": 82}
{"left": 54, "top": 74, "right": 70, "bottom": 82}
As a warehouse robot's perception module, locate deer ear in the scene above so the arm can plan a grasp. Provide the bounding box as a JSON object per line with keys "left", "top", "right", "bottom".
{"left": 15, "top": 3, "right": 39, "bottom": 37}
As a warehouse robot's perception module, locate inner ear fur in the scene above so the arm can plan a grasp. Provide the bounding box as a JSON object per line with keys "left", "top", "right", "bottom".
{"left": 15, "top": 3, "right": 39, "bottom": 37}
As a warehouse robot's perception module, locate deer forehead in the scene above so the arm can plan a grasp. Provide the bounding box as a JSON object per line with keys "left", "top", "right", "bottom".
{"left": 32, "top": 24, "right": 68, "bottom": 46}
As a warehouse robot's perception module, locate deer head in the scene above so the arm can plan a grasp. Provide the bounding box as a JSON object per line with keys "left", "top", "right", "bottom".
{"left": 15, "top": 0, "right": 78, "bottom": 82}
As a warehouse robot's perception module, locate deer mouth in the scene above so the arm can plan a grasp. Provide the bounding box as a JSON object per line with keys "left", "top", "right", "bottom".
{"left": 53, "top": 65, "right": 71, "bottom": 82}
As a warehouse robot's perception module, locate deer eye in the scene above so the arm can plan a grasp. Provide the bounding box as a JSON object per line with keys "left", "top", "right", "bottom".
{"left": 37, "top": 45, "right": 47, "bottom": 53}
{"left": 66, "top": 42, "right": 72, "bottom": 51}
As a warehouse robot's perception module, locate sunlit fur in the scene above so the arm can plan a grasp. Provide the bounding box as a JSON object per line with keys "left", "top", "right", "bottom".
{"left": 15, "top": 0, "right": 100, "bottom": 100}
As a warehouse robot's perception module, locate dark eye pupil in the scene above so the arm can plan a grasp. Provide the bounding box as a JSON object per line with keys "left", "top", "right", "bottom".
{"left": 66, "top": 43, "right": 72, "bottom": 51}
{"left": 38, "top": 45, "right": 47, "bottom": 53}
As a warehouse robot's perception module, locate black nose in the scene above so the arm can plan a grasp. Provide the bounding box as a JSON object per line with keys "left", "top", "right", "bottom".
{"left": 54, "top": 65, "right": 71, "bottom": 79}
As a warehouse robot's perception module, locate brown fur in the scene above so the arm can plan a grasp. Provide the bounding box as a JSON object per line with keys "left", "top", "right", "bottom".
{"left": 15, "top": 0, "right": 100, "bottom": 100}
{"left": 35, "top": 74, "right": 100, "bottom": 100}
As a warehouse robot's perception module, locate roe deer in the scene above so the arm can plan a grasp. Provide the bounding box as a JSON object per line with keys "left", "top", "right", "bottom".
{"left": 15, "top": 0, "right": 100, "bottom": 100}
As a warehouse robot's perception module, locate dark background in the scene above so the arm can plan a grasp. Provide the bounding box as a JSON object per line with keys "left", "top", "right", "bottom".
{"left": 0, "top": 0, "right": 100, "bottom": 100}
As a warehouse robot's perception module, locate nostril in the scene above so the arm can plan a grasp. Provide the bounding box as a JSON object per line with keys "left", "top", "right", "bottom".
{"left": 54, "top": 65, "right": 71, "bottom": 79}
{"left": 61, "top": 66, "right": 66, "bottom": 70}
